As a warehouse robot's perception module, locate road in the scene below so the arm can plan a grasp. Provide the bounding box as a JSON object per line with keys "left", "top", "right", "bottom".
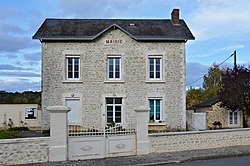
{"left": 169, "top": 156, "right": 250, "bottom": 166}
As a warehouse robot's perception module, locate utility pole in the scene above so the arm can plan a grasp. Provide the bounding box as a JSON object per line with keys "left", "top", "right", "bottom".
{"left": 234, "top": 50, "right": 237, "bottom": 70}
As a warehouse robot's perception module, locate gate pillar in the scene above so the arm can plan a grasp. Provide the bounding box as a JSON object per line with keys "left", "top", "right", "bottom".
{"left": 47, "top": 106, "right": 71, "bottom": 162}
{"left": 134, "top": 106, "right": 150, "bottom": 155}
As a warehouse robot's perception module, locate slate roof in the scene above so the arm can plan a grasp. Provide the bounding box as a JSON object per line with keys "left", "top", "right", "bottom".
{"left": 196, "top": 96, "right": 221, "bottom": 108}
{"left": 32, "top": 19, "right": 195, "bottom": 41}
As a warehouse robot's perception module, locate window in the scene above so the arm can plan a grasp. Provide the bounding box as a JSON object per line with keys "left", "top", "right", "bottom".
{"left": 25, "top": 108, "right": 37, "bottom": 119}
{"left": 108, "top": 57, "right": 121, "bottom": 80}
{"left": 66, "top": 98, "right": 81, "bottom": 125}
{"left": 149, "top": 98, "right": 162, "bottom": 122}
{"left": 229, "top": 111, "right": 239, "bottom": 125}
{"left": 106, "top": 98, "right": 122, "bottom": 123}
{"left": 148, "top": 56, "right": 162, "bottom": 80}
{"left": 66, "top": 56, "right": 80, "bottom": 80}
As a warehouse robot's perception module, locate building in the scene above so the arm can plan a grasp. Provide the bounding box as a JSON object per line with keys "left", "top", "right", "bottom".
{"left": 196, "top": 96, "right": 243, "bottom": 129}
{"left": 33, "top": 9, "right": 194, "bottom": 130}
{"left": 0, "top": 104, "right": 41, "bottom": 130}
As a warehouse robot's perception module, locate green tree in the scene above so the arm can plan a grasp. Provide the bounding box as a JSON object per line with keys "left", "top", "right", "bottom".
{"left": 203, "top": 63, "right": 224, "bottom": 98}
{"left": 186, "top": 87, "right": 205, "bottom": 110}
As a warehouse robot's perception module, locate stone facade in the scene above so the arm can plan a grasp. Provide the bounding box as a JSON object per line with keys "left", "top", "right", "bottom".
{"left": 0, "top": 137, "right": 49, "bottom": 165}
{"left": 149, "top": 128, "right": 250, "bottom": 153}
{"left": 41, "top": 28, "right": 187, "bottom": 130}
{"left": 196, "top": 103, "right": 243, "bottom": 129}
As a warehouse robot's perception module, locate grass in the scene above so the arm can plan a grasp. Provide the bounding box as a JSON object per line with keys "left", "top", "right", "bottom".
{"left": 0, "top": 130, "right": 19, "bottom": 139}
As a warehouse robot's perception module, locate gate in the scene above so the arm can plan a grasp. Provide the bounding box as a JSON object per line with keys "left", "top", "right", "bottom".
{"left": 193, "top": 113, "right": 206, "bottom": 130}
{"left": 68, "top": 124, "right": 136, "bottom": 160}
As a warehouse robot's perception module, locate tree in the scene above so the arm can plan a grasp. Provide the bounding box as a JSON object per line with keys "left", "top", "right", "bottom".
{"left": 219, "top": 66, "right": 250, "bottom": 114}
{"left": 203, "top": 63, "right": 224, "bottom": 99}
{"left": 186, "top": 87, "right": 205, "bottom": 110}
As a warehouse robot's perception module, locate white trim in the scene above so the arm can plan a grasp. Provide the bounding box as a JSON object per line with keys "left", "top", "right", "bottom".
{"left": 147, "top": 55, "right": 163, "bottom": 80}
{"left": 66, "top": 56, "right": 80, "bottom": 80}
{"left": 107, "top": 56, "right": 121, "bottom": 80}
{"left": 148, "top": 97, "right": 163, "bottom": 122}
{"left": 101, "top": 94, "right": 126, "bottom": 127}
{"left": 228, "top": 110, "right": 240, "bottom": 126}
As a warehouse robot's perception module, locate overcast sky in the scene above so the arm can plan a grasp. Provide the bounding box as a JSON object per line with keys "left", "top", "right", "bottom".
{"left": 0, "top": 0, "right": 249, "bottom": 92}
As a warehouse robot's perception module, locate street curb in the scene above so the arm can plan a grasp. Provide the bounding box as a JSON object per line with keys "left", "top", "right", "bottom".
{"left": 179, "top": 152, "right": 250, "bottom": 164}
{"left": 135, "top": 160, "right": 180, "bottom": 166}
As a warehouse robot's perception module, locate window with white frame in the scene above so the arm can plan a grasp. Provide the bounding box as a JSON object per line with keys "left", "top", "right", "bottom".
{"left": 66, "top": 56, "right": 80, "bottom": 80}
{"left": 106, "top": 98, "right": 122, "bottom": 123}
{"left": 107, "top": 56, "right": 121, "bottom": 80}
{"left": 229, "top": 111, "right": 239, "bottom": 125}
{"left": 25, "top": 108, "right": 37, "bottom": 119}
{"left": 148, "top": 56, "right": 162, "bottom": 80}
{"left": 149, "top": 98, "right": 162, "bottom": 122}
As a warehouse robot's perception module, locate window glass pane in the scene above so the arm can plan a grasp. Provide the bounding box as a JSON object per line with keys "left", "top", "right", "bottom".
{"left": 115, "top": 72, "right": 120, "bottom": 78}
{"left": 229, "top": 112, "right": 233, "bottom": 124}
{"left": 150, "top": 72, "right": 154, "bottom": 78}
{"left": 108, "top": 58, "right": 114, "bottom": 78}
{"left": 106, "top": 98, "right": 113, "bottom": 104}
{"left": 107, "top": 106, "right": 113, "bottom": 122}
{"left": 156, "top": 100, "right": 161, "bottom": 120}
{"left": 234, "top": 112, "right": 238, "bottom": 124}
{"left": 115, "top": 106, "right": 121, "bottom": 112}
{"left": 156, "top": 71, "right": 160, "bottom": 78}
{"left": 115, "top": 117, "right": 121, "bottom": 123}
{"left": 149, "top": 100, "right": 154, "bottom": 121}
{"left": 115, "top": 98, "right": 122, "bottom": 104}
{"left": 67, "top": 58, "right": 73, "bottom": 78}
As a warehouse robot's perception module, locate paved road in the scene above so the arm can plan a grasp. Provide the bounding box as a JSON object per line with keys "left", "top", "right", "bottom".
{"left": 170, "top": 156, "right": 250, "bottom": 166}
{"left": 20, "top": 146, "right": 250, "bottom": 166}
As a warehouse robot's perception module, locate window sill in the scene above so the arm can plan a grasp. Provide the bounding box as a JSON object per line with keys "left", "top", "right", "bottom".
{"left": 104, "top": 80, "right": 125, "bottom": 84}
{"left": 145, "top": 80, "right": 166, "bottom": 84}
{"left": 148, "top": 122, "right": 166, "bottom": 126}
{"left": 62, "top": 80, "right": 83, "bottom": 83}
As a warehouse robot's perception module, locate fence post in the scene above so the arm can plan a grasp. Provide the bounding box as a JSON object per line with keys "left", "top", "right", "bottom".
{"left": 134, "top": 106, "right": 150, "bottom": 155}
{"left": 47, "top": 106, "right": 71, "bottom": 162}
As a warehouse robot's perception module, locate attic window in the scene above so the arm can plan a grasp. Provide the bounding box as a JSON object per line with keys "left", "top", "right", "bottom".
{"left": 129, "top": 23, "right": 136, "bottom": 26}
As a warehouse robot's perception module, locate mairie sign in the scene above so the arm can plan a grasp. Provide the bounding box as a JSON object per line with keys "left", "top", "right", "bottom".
{"left": 104, "top": 39, "right": 125, "bottom": 44}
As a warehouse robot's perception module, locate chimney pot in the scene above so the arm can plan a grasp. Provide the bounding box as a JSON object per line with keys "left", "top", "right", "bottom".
{"left": 171, "top": 8, "right": 180, "bottom": 25}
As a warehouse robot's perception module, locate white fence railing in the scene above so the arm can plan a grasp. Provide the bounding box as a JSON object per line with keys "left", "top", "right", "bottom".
{"left": 69, "top": 124, "right": 135, "bottom": 137}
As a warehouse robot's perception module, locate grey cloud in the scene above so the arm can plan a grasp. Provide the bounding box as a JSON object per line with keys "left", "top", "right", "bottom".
{"left": 0, "top": 79, "right": 41, "bottom": 92}
{"left": 186, "top": 62, "right": 209, "bottom": 88}
{"left": 23, "top": 52, "right": 41, "bottom": 62}
{"left": 0, "top": 34, "right": 33, "bottom": 52}
{"left": 0, "top": 21, "right": 25, "bottom": 34}
{"left": 0, "top": 71, "right": 40, "bottom": 77}
{"left": 59, "top": 0, "right": 144, "bottom": 18}
{"left": 0, "top": 64, "right": 32, "bottom": 71}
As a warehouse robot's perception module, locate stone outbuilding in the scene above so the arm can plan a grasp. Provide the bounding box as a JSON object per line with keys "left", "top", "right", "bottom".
{"left": 33, "top": 9, "right": 194, "bottom": 130}
{"left": 196, "top": 96, "right": 243, "bottom": 129}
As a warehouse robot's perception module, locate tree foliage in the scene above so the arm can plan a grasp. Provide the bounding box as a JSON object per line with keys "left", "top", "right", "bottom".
{"left": 219, "top": 66, "right": 250, "bottom": 115}
{"left": 186, "top": 63, "right": 225, "bottom": 109}
{"left": 0, "top": 91, "right": 41, "bottom": 104}
{"left": 203, "top": 63, "right": 224, "bottom": 98}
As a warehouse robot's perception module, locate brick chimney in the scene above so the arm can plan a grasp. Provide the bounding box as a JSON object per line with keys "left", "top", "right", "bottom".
{"left": 171, "top": 8, "right": 180, "bottom": 25}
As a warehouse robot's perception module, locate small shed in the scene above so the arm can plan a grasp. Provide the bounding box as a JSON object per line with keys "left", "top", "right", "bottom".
{"left": 196, "top": 96, "right": 243, "bottom": 129}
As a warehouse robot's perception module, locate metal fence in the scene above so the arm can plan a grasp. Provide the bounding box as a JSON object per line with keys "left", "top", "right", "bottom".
{"left": 69, "top": 123, "right": 135, "bottom": 137}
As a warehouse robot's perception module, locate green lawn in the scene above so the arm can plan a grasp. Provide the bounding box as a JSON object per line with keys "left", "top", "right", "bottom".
{"left": 0, "top": 130, "right": 19, "bottom": 139}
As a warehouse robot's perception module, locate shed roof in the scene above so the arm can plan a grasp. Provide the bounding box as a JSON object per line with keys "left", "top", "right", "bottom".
{"left": 32, "top": 19, "right": 195, "bottom": 41}
{"left": 196, "top": 96, "right": 221, "bottom": 108}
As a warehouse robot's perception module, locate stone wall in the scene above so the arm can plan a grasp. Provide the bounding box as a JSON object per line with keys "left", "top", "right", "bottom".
{"left": 0, "top": 137, "right": 49, "bottom": 165}
{"left": 149, "top": 128, "right": 250, "bottom": 153}
{"left": 196, "top": 103, "right": 243, "bottom": 129}
{"left": 42, "top": 28, "right": 186, "bottom": 130}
